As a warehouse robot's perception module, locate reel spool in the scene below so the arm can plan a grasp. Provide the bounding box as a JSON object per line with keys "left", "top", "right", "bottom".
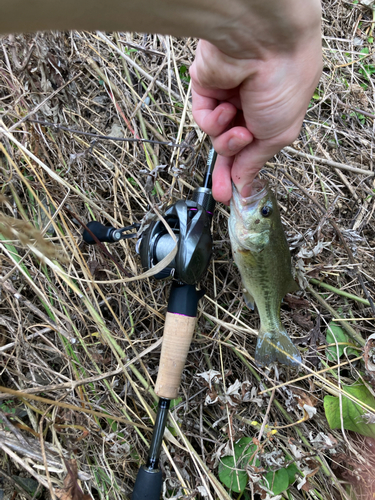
{"left": 138, "top": 196, "right": 213, "bottom": 285}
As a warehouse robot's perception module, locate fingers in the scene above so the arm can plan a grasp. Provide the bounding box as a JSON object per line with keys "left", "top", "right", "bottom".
{"left": 192, "top": 87, "right": 253, "bottom": 156}
{"left": 191, "top": 89, "right": 237, "bottom": 137}
{"left": 212, "top": 138, "right": 292, "bottom": 204}
{"left": 230, "top": 116, "right": 304, "bottom": 197}
{"left": 230, "top": 140, "right": 280, "bottom": 197}
{"left": 211, "top": 127, "right": 253, "bottom": 157}
{"left": 212, "top": 155, "right": 233, "bottom": 205}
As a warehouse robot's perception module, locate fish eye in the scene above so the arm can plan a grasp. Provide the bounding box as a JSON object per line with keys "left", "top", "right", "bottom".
{"left": 261, "top": 206, "right": 272, "bottom": 217}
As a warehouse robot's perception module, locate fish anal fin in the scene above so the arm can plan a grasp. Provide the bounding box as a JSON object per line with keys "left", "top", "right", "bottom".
{"left": 243, "top": 288, "right": 255, "bottom": 310}
{"left": 255, "top": 329, "right": 301, "bottom": 367}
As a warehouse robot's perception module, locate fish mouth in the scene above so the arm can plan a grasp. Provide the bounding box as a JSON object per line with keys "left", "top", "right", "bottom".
{"left": 232, "top": 178, "right": 269, "bottom": 211}
{"left": 230, "top": 178, "right": 269, "bottom": 247}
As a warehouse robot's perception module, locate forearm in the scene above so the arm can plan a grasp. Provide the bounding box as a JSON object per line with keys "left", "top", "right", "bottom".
{"left": 1, "top": 0, "right": 321, "bottom": 58}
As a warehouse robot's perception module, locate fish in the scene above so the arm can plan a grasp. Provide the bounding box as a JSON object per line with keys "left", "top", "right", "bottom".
{"left": 228, "top": 178, "right": 301, "bottom": 367}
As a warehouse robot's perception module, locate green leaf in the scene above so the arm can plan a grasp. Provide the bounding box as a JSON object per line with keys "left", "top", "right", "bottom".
{"left": 127, "top": 177, "right": 139, "bottom": 187}
{"left": 170, "top": 397, "right": 182, "bottom": 409}
{"left": 324, "top": 382, "right": 375, "bottom": 437}
{"left": 360, "top": 47, "right": 370, "bottom": 55}
{"left": 12, "top": 477, "right": 40, "bottom": 497}
{"left": 325, "top": 322, "right": 357, "bottom": 361}
{"left": 286, "top": 462, "right": 299, "bottom": 484}
{"left": 264, "top": 463, "right": 298, "bottom": 495}
{"left": 264, "top": 468, "right": 289, "bottom": 495}
{"left": 218, "top": 441, "right": 299, "bottom": 494}
{"left": 178, "top": 64, "right": 191, "bottom": 83}
{"left": 368, "top": 37, "right": 374, "bottom": 44}
{"left": 179, "top": 65, "right": 187, "bottom": 76}
{"left": 167, "top": 397, "right": 183, "bottom": 436}
{"left": 218, "top": 438, "right": 258, "bottom": 493}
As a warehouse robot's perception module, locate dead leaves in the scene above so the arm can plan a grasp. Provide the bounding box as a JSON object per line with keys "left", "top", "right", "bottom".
{"left": 296, "top": 316, "right": 326, "bottom": 367}
{"left": 364, "top": 333, "right": 375, "bottom": 380}
{"left": 54, "top": 460, "right": 90, "bottom": 500}
{"left": 196, "top": 370, "right": 263, "bottom": 407}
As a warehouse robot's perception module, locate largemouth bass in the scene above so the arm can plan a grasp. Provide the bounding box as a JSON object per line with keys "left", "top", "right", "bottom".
{"left": 228, "top": 179, "right": 301, "bottom": 367}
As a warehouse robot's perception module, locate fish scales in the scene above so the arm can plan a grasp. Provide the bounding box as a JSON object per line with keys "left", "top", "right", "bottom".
{"left": 229, "top": 179, "right": 301, "bottom": 367}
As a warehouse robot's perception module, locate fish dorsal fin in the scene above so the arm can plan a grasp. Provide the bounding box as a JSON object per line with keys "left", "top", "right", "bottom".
{"left": 287, "top": 278, "right": 300, "bottom": 294}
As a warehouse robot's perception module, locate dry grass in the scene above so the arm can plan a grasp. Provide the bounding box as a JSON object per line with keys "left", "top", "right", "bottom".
{"left": 0, "top": 1, "right": 375, "bottom": 499}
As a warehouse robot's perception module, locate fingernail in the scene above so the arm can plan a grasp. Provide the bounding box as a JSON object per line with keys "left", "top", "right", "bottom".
{"left": 218, "top": 109, "right": 230, "bottom": 126}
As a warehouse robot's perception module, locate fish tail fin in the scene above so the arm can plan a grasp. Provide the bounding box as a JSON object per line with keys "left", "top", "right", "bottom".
{"left": 255, "top": 329, "right": 301, "bottom": 367}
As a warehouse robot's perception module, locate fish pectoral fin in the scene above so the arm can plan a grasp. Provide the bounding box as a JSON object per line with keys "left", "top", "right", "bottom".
{"left": 255, "top": 329, "right": 301, "bottom": 367}
{"left": 243, "top": 288, "right": 255, "bottom": 310}
{"left": 241, "top": 231, "right": 270, "bottom": 252}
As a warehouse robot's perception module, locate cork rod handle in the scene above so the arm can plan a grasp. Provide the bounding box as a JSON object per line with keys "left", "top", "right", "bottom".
{"left": 155, "top": 312, "right": 196, "bottom": 399}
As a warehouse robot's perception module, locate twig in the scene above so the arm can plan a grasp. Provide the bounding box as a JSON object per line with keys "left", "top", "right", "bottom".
{"left": 0, "top": 439, "right": 50, "bottom": 489}
{"left": 0, "top": 431, "right": 64, "bottom": 469}
{"left": 116, "top": 37, "right": 165, "bottom": 56}
{"left": 8, "top": 72, "right": 83, "bottom": 132}
{"left": 95, "top": 32, "right": 182, "bottom": 101}
{"left": 283, "top": 146, "right": 374, "bottom": 176}
{"left": 0, "top": 408, "right": 30, "bottom": 447}
{"left": 258, "top": 356, "right": 362, "bottom": 395}
{"left": 257, "top": 389, "right": 275, "bottom": 442}
{"left": 306, "top": 286, "right": 366, "bottom": 347}
{"left": 0, "top": 385, "right": 151, "bottom": 430}
{"left": 336, "top": 96, "right": 375, "bottom": 119}
{"left": 26, "top": 118, "right": 193, "bottom": 151}
{"left": 309, "top": 278, "right": 372, "bottom": 307}
{"left": 0, "top": 280, "right": 72, "bottom": 341}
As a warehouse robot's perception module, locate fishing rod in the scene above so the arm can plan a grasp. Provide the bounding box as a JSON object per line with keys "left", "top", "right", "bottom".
{"left": 82, "top": 149, "right": 217, "bottom": 499}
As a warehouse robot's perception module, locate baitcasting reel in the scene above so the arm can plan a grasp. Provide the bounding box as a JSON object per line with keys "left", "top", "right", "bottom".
{"left": 138, "top": 186, "right": 214, "bottom": 285}
{"left": 83, "top": 151, "right": 216, "bottom": 286}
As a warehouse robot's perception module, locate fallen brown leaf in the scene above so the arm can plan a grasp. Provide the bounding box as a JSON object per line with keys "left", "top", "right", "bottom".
{"left": 284, "top": 294, "right": 310, "bottom": 310}
{"left": 54, "top": 459, "right": 91, "bottom": 500}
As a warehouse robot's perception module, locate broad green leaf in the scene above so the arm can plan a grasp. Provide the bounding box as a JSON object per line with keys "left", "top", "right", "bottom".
{"left": 218, "top": 438, "right": 258, "bottom": 493}
{"left": 264, "top": 468, "right": 289, "bottom": 495}
{"left": 326, "top": 322, "right": 357, "bottom": 361}
{"left": 12, "top": 477, "right": 40, "bottom": 497}
{"left": 286, "top": 462, "right": 299, "bottom": 484}
{"left": 218, "top": 440, "right": 298, "bottom": 494}
{"left": 324, "top": 382, "right": 375, "bottom": 438}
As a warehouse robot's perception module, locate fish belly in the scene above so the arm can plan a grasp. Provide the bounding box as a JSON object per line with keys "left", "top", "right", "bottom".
{"left": 235, "top": 246, "right": 301, "bottom": 367}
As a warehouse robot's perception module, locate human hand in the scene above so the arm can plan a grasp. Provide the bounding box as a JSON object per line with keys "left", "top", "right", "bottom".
{"left": 190, "top": 34, "right": 322, "bottom": 204}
